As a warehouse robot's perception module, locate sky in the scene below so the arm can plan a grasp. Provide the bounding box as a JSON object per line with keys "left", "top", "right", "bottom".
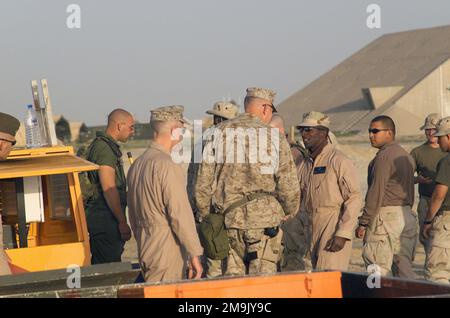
{"left": 1, "top": 0, "right": 450, "bottom": 126}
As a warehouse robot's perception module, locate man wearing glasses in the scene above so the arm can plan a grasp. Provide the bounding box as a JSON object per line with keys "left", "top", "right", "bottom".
{"left": 195, "top": 87, "right": 300, "bottom": 276}
{"left": 0, "top": 112, "right": 20, "bottom": 276}
{"left": 410, "top": 114, "right": 446, "bottom": 258}
{"left": 355, "top": 115, "right": 417, "bottom": 278}
{"left": 84, "top": 108, "right": 135, "bottom": 264}
{"left": 291, "top": 111, "right": 361, "bottom": 271}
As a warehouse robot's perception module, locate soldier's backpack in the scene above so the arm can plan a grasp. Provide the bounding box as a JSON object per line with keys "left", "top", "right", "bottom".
{"left": 77, "top": 135, "right": 123, "bottom": 206}
{"left": 76, "top": 143, "right": 98, "bottom": 206}
{"left": 198, "top": 213, "right": 229, "bottom": 260}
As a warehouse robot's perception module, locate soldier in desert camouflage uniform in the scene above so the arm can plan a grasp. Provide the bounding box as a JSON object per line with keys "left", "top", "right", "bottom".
{"left": 423, "top": 116, "right": 450, "bottom": 284}
{"left": 195, "top": 87, "right": 300, "bottom": 275}
{"left": 187, "top": 101, "right": 239, "bottom": 278}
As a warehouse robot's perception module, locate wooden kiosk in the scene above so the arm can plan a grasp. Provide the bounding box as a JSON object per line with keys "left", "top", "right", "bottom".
{"left": 0, "top": 146, "right": 98, "bottom": 273}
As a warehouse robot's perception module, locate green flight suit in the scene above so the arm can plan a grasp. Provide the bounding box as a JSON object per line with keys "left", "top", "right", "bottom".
{"left": 85, "top": 131, "right": 127, "bottom": 264}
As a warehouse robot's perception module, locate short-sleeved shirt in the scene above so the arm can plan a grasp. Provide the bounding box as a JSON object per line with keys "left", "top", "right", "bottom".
{"left": 86, "top": 131, "right": 127, "bottom": 210}
{"left": 435, "top": 154, "right": 450, "bottom": 210}
{"left": 410, "top": 143, "right": 447, "bottom": 197}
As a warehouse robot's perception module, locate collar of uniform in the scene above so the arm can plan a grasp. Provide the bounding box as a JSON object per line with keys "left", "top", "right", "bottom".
{"left": 242, "top": 112, "right": 263, "bottom": 123}
{"left": 312, "top": 142, "right": 333, "bottom": 164}
{"left": 149, "top": 140, "right": 171, "bottom": 155}
{"left": 379, "top": 141, "right": 397, "bottom": 152}
{"left": 96, "top": 131, "right": 120, "bottom": 148}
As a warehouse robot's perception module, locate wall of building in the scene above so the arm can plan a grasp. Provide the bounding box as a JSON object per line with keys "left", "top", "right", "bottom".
{"left": 387, "top": 58, "right": 450, "bottom": 135}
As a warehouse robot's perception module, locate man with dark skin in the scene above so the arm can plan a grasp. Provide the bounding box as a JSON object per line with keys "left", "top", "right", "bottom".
{"left": 356, "top": 116, "right": 417, "bottom": 278}
{"left": 295, "top": 112, "right": 361, "bottom": 271}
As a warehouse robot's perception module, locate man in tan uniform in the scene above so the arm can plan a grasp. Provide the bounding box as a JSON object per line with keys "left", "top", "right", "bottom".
{"left": 423, "top": 116, "right": 450, "bottom": 284}
{"left": 356, "top": 115, "right": 417, "bottom": 278}
{"left": 292, "top": 112, "right": 361, "bottom": 271}
{"left": 0, "top": 112, "right": 20, "bottom": 276}
{"left": 127, "top": 106, "right": 203, "bottom": 282}
{"left": 188, "top": 101, "right": 239, "bottom": 278}
{"left": 410, "top": 113, "right": 446, "bottom": 257}
{"left": 195, "top": 87, "right": 300, "bottom": 276}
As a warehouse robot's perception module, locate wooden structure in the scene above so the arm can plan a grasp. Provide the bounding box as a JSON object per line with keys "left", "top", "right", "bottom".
{"left": 0, "top": 146, "right": 98, "bottom": 272}
{"left": 2, "top": 271, "right": 450, "bottom": 298}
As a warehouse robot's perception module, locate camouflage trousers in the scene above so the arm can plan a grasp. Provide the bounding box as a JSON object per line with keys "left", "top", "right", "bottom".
{"left": 0, "top": 217, "right": 11, "bottom": 276}
{"left": 206, "top": 257, "right": 226, "bottom": 278}
{"left": 280, "top": 212, "right": 312, "bottom": 272}
{"left": 417, "top": 196, "right": 432, "bottom": 257}
{"left": 226, "top": 228, "right": 283, "bottom": 276}
{"left": 362, "top": 206, "right": 418, "bottom": 278}
{"left": 425, "top": 211, "right": 450, "bottom": 284}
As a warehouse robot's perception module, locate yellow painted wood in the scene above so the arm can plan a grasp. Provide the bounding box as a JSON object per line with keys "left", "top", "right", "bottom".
{"left": 5, "top": 242, "right": 89, "bottom": 272}
{"left": 0, "top": 154, "right": 98, "bottom": 179}
{"left": 0, "top": 146, "right": 95, "bottom": 271}
{"left": 7, "top": 146, "right": 74, "bottom": 158}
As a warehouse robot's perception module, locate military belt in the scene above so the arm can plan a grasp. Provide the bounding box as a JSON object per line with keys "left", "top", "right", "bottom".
{"left": 223, "top": 192, "right": 274, "bottom": 215}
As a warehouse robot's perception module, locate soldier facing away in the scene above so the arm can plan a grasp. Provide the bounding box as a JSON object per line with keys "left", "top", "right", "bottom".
{"left": 355, "top": 115, "right": 417, "bottom": 278}
{"left": 188, "top": 101, "right": 239, "bottom": 278}
{"left": 127, "top": 105, "right": 203, "bottom": 282}
{"left": 195, "top": 87, "right": 300, "bottom": 276}
{"left": 0, "top": 112, "right": 20, "bottom": 276}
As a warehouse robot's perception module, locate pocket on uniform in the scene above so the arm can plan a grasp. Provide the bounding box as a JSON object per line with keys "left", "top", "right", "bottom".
{"left": 431, "top": 217, "right": 450, "bottom": 248}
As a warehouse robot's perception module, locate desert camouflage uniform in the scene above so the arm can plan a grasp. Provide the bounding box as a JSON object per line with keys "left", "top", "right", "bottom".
{"left": 425, "top": 148, "right": 450, "bottom": 284}
{"left": 188, "top": 102, "right": 239, "bottom": 278}
{"left": 195, "top": 112, "right": 300, "bottom": 275}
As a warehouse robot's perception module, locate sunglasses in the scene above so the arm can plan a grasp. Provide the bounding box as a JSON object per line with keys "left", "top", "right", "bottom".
{"left": 368, "top": 128, "right": 391, "bottom": 134}
{"left": 262, "top": 104, "right": 276, "bottom": 112}
{"left": 297, "top": 126, "right": 326, "bottom": 133}
{"left": 0, "top": 138, "right": 16, "bottom": 146}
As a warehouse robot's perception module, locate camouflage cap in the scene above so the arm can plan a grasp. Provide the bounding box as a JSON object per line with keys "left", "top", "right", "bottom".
{"left": 206, "top": 101, "right": 239, "bottom": 120}
{"left": 0, "top": 112, "right": 20, "bottom": 143}
{"left": 420, "top": 113, "right": 441, "bottom": 130}
{"left": 433, "top": 116, "right": 450, "bottom": 137}
{"left": 150, "top": 105, "right": 187, "bottom": 124}
{"left": 297, "top": 111, "right": 330, "bottom": 128}
{"left": 246, "top": 87, "right": 277, "bottom": 110}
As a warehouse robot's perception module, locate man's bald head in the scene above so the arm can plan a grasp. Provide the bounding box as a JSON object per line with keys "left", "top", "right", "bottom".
{"left": 107, "top": 108, "right": 133, "bottom": 127}
{"left": 269, "top": 114, "right": 286, "bottom": 134}
{"left": 105, "top": 108, "right": 135, "bottom": 142}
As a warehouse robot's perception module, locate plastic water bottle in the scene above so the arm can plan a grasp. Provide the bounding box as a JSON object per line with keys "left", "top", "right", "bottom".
{"left": 25, "top": 104, "right": 42, "bottom": 148}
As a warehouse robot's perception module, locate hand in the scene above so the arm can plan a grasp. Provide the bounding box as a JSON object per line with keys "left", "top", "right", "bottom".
{"left": 118, "top": 221, "right": 132, "bottom": 241}
{"left": 417, "top": 176, "right": 433, "bottom": 185}
{"left": 422, "top": 223, "right": 432, "bottom": 240}
{"left": 325, "top": 236, "right": 348, "bottom": 252}
{"left": 355, "top": 226, "right": 366, "bottom": 239}
{"left": 187, "top": 256, "right": 203, "bottom": 279}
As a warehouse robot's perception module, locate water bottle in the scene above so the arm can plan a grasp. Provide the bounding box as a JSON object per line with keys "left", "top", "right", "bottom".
{"left": 25, "top": 104, "right": 42, "bottom": 148}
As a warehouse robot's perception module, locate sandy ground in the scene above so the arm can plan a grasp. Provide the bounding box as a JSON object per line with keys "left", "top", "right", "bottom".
{"left": 119, "top": 139, "right": 428, "bottom": 278}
